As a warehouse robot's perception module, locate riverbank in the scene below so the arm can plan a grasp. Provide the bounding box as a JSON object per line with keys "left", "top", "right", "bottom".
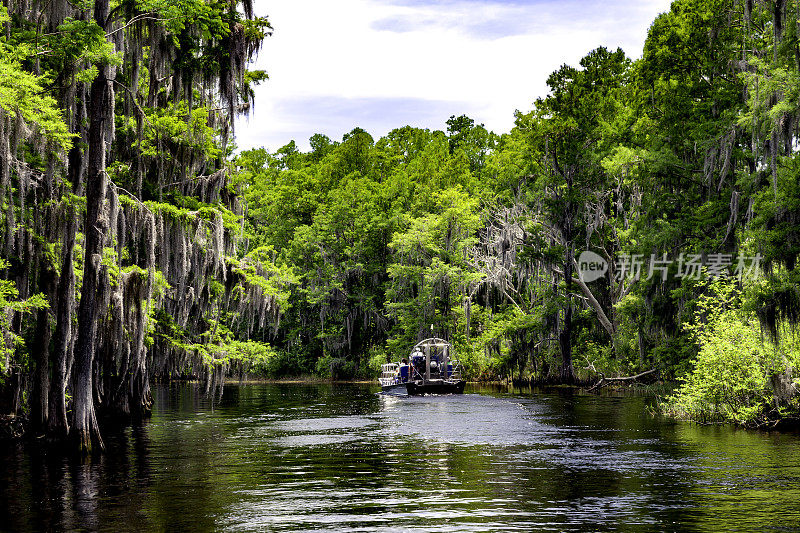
{"left": 164, "top": 373, "right": 670, "bottom": 391}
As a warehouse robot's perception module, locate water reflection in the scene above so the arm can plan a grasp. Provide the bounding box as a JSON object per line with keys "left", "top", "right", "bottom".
{"left": 0, "top": 383, "right": 799, "bottom": 531}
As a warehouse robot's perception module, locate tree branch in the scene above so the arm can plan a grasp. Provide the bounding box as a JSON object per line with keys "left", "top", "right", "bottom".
{"left": 587, "top": 368, "right": 658, "bottom": 392}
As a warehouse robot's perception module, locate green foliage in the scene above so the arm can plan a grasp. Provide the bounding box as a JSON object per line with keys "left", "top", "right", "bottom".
{"left": 133, "top": 103, "right": 223, "bottom": 162}
{"left": 367, "top": 346, "right": 390, "bottom": 375}
{"left": 223, "top": 340, "right": 278, "bottom": 370}
{"left": 232, "top": 246, "right": 298, "bottom": 310}
{"left": 662, "top": 279, "right": 800, "bottom": 426}
{"left": 386, "top": 186, "right": 483, "bottom": 357}
{"left": 0, "top": 259, "right": 49, "bottom": 375}
{"left": 0, "top": 8, "right": 72, "bottom": 151}
{"left": 52, "top": 17, "right": 122, "bottom": 82}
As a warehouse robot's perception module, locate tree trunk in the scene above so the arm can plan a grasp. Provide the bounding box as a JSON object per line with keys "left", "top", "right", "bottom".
{"left": 48, "top": 213, "right": 76, "bottom": 440}
{"left": 560, "top": 244, "right": 575, "bottom": 384}
{"left": 559, "top": 193, "right": 576, "bottom": 385}
{"left": 49, "top": 121, "right": 85, "bottom": 439}
{"left": 567, "top": 258, "right": 617, "bottom": 352}
{"left": 30, "top": 269, "right": 53, "bottom": 433}
{"left": 71, "top": 0, "right": 111, "bottom": 453}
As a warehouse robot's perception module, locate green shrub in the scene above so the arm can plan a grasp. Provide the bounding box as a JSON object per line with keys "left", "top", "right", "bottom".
{"left": 661, "top": 279, "right": 800, "bottom": 427}
{"left": 367, "top": 347, "right": 390, "bottom": 376}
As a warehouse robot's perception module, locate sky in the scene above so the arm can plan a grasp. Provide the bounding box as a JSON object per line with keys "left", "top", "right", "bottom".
{"left": 235, "top": 0, "right": 674, "bottom": 152}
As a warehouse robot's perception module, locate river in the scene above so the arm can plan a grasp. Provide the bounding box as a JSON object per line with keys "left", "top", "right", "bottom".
{"left": 1, "top": 383, "right": 799, "bottom": 531}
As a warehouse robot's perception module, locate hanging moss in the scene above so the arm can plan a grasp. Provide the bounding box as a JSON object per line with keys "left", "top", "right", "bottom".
{"left": 0, "top": 0, "right": 274, "bottom": 442}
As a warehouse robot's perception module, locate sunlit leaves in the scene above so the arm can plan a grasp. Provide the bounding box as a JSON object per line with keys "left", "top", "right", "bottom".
{"left": 0, "top": 259, "right": 49, "bottom": 375}
{"left": 662, "top": 278, "right": 799, "bottom": 426}
{"left": 0, "top": 8, "right": 72, "bottom": 151}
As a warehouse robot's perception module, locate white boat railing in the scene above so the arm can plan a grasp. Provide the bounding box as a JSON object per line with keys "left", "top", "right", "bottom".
{"left": 448, "top": 361, "right": 463, "bottom": 380}
{"left": 379, "top": 363, "right": 400, "bottom": 387}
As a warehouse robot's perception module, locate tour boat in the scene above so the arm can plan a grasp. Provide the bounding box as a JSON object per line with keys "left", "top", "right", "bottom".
{"left": 379, "top": 337, "right": 466, "bottom": 395}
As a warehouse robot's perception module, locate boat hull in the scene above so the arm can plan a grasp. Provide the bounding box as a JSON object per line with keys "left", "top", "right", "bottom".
{"left": 381, "top": 383, "right": 408, "bottom": 394}
{"left": 405, "top": 380, "right": 465, "bottom": 396}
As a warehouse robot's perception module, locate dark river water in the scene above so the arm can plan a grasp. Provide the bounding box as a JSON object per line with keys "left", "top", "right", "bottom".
{"left": 2, "top": 383, "right": 800, "bottom": 532}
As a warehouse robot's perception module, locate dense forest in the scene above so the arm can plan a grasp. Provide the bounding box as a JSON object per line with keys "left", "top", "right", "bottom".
{"left": 2, "top": 0, "right": 800, "bottom": 450}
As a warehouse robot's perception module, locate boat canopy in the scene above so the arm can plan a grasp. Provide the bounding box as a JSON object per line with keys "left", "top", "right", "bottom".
{"left": 379, "top": 336, "right": 463, "bottom": 391}
{"left": 412, "top": 337, "right": 451, "bottom": 350}
{"left": 408, "top": 338, "right": 458, "bottom": 382}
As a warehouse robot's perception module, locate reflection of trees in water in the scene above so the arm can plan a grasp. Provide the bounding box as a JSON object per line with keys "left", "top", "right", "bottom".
{"left": 6, "top": 421, "right": 154, "bottom": 531}
{"left": 71, "top": 461, "right": 100, "bottom": 531}
{"left": 23, "top": 448, "right": 69, "bottom": 531}
{"left": 668, "top": 424, "right": 800, "bottom": 531}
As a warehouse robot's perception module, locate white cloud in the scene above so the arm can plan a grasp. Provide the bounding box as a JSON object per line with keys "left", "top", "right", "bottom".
{"left": 236, "top": 0, "right": 673, "bottom": 151}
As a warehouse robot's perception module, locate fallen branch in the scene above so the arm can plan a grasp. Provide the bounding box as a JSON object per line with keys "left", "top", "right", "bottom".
{"left": 587, "top": 368, "right": 658, "bottom": 392}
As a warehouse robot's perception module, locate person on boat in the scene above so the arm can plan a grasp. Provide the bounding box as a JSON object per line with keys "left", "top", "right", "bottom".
{"left": 410, "top": 350, "right": 424, "bottom": 379}
{"left": 399, "top": 358, "right": 409, "bottom": 383}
